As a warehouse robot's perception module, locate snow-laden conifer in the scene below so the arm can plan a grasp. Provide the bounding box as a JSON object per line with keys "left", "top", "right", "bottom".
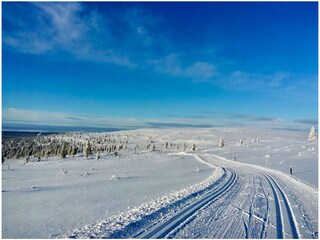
{"left": 60, "top": 142, "right": 68, "bottom": 159}
{"left": 308, "top": 126, "right": 317, "bottom": 142}
{"left": 219, "top": 139, "right": 224, "bottom": 148}
{"left": 85, "top": 140, "right": 92, "bottom": 160}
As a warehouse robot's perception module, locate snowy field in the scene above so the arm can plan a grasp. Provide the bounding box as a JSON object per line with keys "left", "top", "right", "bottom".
{"left": 2, "top": 127, "right": 318, "bottom": 238}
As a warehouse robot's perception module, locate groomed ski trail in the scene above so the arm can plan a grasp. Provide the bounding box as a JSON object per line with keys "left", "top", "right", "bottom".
{"left": 170, "top": 154, "right": 317, "bottom": 239}
{"left": 134, "top": 168, "right": 237, "bottom": 238}
{"left": 61, "top": 153, "right": 318, "bottom": 239}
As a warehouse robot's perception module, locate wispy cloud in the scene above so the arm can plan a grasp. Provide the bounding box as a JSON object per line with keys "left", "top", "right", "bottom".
{"left": 3, "top": 2, "right": 219, "bottom": 79}
{"left": 196, "top": 111, "right": 278, "bottom": 122}
{"left": 3, "top": 108, "right": 315, "bottom": 132}
{"left": 199, "top": 71, "right": 291, "bottom": 91}
{"left": 294, "top": 119, "right": 318, "bottom": 125}
{"left": 3, "top": 3, "right": 154, "bottom": 67}
{"left": 224, "top": 113, "right": 276, "bottom": 122}
{"left": 150, "top": 53, "right": 217, "bottom": 81}
{"left": 3, "top": 108, "right": 218, "bottom": 129}
{"left": 166, "top": 114, "right": 211, "bottom": 120}
{"left": 3, "top": 2, "right": 317, "bottom": 95}
{"left": 3, "top": 3, "right": 84, "bottom": 54}
{"left": 3, "top": 108, "right": 144, "bottom": 128}
{"left": 145, "top": 122, "right": 215, "bottom": 128}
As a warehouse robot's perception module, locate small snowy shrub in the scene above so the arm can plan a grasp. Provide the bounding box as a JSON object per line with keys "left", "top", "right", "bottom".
{"left": 192, "top": 143, "right": 196, "bottom": 151}
{"left": 219, "top": 139, "right": 224, "bottom": 148}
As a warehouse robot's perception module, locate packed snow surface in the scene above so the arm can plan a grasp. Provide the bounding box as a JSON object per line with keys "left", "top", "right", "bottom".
{"left": 2, "top": 127, "right": 318, "bottom": 238}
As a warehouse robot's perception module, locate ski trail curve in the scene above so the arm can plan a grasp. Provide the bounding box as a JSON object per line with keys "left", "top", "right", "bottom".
{"left": 60, "top": 152, "right": 317, "bottom": 239}
{"left": 134, "top": 168, "right": 238, "bottom": 239}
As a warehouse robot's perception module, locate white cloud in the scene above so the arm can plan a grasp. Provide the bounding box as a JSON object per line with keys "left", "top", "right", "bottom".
{"left": 4, "top": 3, "right": 219, "bottom": 76}
{"left": 3, "top": 3, "right": 149, "bottom": 67}
{"left": 3, "top": 108, "right": 144, "bottom": 128}
{"left": 4, "top": 2, "right": 315, "bottom": 97}
{"left": 3, "top": 3, "right": 83, "bottom": 54}
{"left": 34, "top": 2, "right": 84, "bottom": 45}
{"left": 185, "top": 62, "right": 216, "bottom": 80}
{"left": 3, "top": 108, "right": 313, "bottom": 131}
{"left": 151, "top": 53, "right": 217, "bottom": 81}
{"left": 207, "top": 71, "right": 292, "bottom": 91}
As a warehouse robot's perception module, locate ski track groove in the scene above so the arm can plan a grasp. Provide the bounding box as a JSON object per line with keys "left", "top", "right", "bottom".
{"left": 221, "top": 173, "right": 253, "bottom": 239}
{"left": 134, "top": 168, "right": 238, "bottom": 239}
{"left": 170, "top": 158, "right": 271, "bottom": 239}
{"left": 265, "top": 174, "right": 284, "bottom": 238}
{"left": 264, "top": 173, "right": 300, "bottom": 239}
{"left": 191, "top": 178, "right": 242, "bottom": 238}
{"left": 258, "top": 177, "right": 270, "bottom": 239}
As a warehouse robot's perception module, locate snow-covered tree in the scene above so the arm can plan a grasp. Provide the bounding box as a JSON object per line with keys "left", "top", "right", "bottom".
{"left": 192, "top": 143, "right": 196, "bottom": 151}
{"left": 60, "top": 142, "right": 68, "bottom": 159}
{"left": 25, "top": 156, "right": 30, "bottom": 163}
{"left": 134, "top": 144, "right": 139, "bottom": 153}
{"left": 95, "top": 152, "right": 100, "bottom": 160}
{"left": 44, "top": 150, "right": 49, "bottom": 160}
{"left": 71, "top": 145, "right": 77, "bottom": 158}
{"left": 308, "top": 126, "right": 317, "bottom": 142}
{"left": 85, "top": 140, "right": 92, "bottom": 160}
{"left": 219, "top": 139, "right": 224, "bottom": 148}
{"left": 68, "top": 145, "right": 73, "bottom": 156}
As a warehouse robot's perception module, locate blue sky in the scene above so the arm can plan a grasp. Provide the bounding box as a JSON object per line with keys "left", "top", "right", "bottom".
{"left": 2, "top": 2, "right": 318, "bottom": 129}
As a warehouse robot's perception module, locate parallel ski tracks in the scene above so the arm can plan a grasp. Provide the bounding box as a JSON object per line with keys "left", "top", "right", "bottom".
{"left": 134, "top": 168, "right": 238, "bottom": 239}
{"left": 264, "top": 173, "right": 300, "bottom": 239}
{"left": 134, "top": 166, "right": 300, "bottom": 239}
{"left": 61, "top": 153, "right": 316, "bottom": 239}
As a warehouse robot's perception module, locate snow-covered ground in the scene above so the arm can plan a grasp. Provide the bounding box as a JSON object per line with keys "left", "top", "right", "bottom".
{"left": 2, "top": 152, "right": 212, "bottom": 238}
{"left": 2, "top": 127, "right": 318, "bottom": 238}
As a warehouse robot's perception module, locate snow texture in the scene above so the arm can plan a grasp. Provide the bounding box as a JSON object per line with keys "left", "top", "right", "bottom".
{"left": 2, "top": 127, "right": 318, "bottom": 238}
